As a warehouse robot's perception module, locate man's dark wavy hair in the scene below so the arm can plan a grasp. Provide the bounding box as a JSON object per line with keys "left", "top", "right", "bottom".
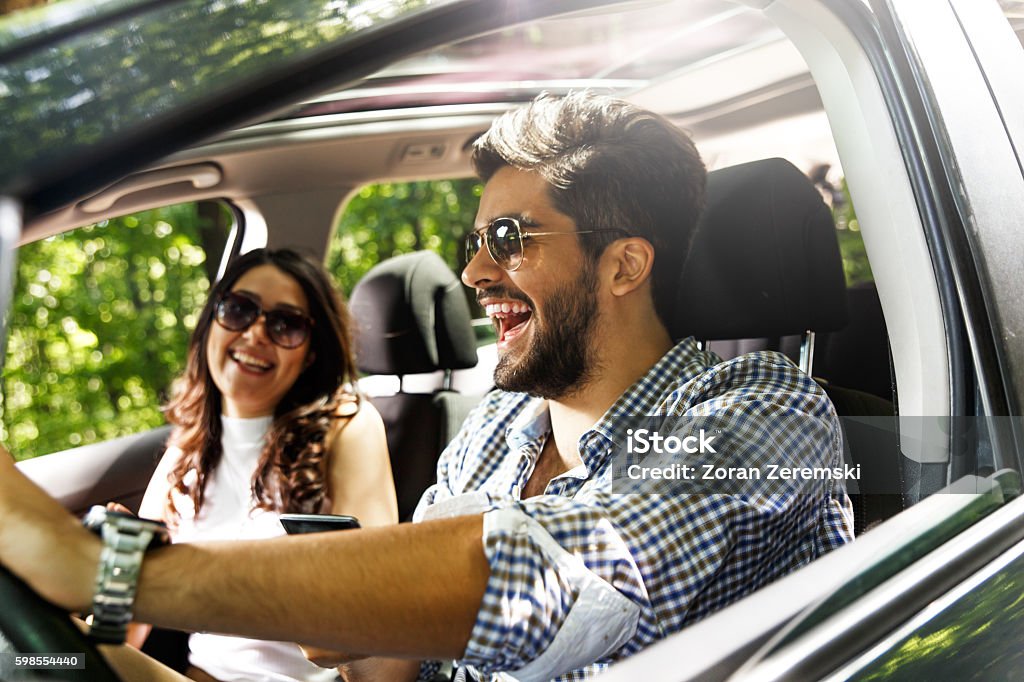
{"left": 163, "top": 248, "right": 359, "bottom": 520}
{"left": 472, "top": 92, "right": 706, "bottom": 326}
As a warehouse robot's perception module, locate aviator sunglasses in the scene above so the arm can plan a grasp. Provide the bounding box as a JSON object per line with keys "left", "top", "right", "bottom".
{"left": 214, "top": 290, "right": 314, "bottom": 349}
{"left": 464, "top": 217, "right": 627, "bottom": 271}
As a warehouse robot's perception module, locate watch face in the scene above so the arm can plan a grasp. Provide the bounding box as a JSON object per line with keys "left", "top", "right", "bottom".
{"left": 81, "top": 505, "right": 110, "bottom": 532}
{"left": 82, "top": 504, "right": 170, "bottom": 546}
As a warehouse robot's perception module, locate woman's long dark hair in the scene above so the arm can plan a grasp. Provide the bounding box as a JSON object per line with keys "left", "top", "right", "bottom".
{"left": 164, "top": 248, "right": 359, "bottom": 520}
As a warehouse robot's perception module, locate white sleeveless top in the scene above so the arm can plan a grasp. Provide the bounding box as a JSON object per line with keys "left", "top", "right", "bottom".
{"left": 171, "top": 415, "right": 336, "bottom": 682}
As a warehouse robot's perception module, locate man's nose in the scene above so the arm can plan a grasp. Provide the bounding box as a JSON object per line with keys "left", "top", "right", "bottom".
{"left": 461, "top": 239, "right": 503, "bottom": 289}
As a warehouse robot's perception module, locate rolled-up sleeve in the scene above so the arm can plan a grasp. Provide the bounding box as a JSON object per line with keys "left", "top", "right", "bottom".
{"left": 464, "top": 504, "right": 642, "bottom": 680}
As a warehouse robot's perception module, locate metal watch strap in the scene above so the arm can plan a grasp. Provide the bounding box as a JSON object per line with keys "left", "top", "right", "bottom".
{"left": 89, "top": 516, "right": 163, "bottom": 644}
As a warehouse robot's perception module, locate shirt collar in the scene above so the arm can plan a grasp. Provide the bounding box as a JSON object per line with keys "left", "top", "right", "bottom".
{"left": 588, "top": 337, "right": 708, "bottom": 446}
{"left": 505, "top": 396, "right": 551, "bottom": 452}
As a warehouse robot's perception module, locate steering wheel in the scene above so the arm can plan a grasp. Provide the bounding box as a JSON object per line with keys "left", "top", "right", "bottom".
{"left": 0, "top": 565, "right": 119, "bottom": 681}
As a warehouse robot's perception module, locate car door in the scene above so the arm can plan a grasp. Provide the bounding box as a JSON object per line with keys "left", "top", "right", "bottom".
{"left": 600, "top": 0, "right": 1024, "bottom": 678}
{"left": 750, "top": 1, "right": 1024, "bottom": 677}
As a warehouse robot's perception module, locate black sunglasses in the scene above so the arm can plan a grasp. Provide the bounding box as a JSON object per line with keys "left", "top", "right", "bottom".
{"left": 464, "top": 217, "right": 627, "bottom": 271}
{"left": 214, "top": 290, "right": 314, "bottom": 349}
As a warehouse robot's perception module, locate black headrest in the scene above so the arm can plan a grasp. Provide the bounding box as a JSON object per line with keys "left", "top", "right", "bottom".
{"left": 670, "top": 158, "right": 848, "bottom": 340}
{"left": 350, "top": 251, "right": 478, "bottom": 376}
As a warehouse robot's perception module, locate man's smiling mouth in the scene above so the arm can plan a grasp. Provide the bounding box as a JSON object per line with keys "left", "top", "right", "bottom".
{"left": 485, "top": 301, "right": 533, "bottom": 343}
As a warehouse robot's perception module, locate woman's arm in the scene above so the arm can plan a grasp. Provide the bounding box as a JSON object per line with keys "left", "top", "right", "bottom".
{"left": 138, "top": 445, "right": 184, "bottom": 524}
{"left": 325, "top": 398, "right": 398, "bottom": 527}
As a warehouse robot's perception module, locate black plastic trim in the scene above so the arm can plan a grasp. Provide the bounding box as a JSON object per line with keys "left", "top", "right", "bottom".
{"left": 224, "top": 201, "right": 246, "bottom": 273}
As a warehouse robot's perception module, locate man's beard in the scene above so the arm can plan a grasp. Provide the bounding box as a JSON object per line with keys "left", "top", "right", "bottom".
{"left": 493, "top": 263, "right": 599, "bottom": 400}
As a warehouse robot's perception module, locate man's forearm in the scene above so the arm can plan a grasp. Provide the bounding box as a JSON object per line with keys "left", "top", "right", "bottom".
{"left": 132, "top": 516, "right": 488, "bottom": 659}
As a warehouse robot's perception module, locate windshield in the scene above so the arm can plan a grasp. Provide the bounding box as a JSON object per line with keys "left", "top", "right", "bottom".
{"left": 0, "top": 0, "right": 450, "bottom": 200}
{"left": 282, "top": 0, "right": 785, "bottom": 117}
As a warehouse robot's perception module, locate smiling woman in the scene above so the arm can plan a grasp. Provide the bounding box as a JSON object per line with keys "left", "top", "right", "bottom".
{"left": 132, "top": 248, "right": 398, "bottom": 681}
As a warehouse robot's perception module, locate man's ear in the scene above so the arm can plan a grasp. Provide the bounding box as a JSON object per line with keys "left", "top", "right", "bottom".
{"left": 604, "top": 237, "right": 655, "bottom": 297}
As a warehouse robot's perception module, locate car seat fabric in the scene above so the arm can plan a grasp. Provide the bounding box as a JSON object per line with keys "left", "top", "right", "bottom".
{"left": 671, "top": 158, "right": 901, "bottom": 535}
{"left": 815, "top": 281, "right": 893, "bottom": 401}
{"left": 350, "top": 251, "right": 480, "bottom": 520}
{"left": 671, "top": 157, "right": 848, "bottom": 341}
{"left": 350, "top": 250, "right": 478, "bottom": 375}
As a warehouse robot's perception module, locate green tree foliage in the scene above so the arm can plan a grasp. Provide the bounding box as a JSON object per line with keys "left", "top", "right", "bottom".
{"left": 0, "top": 0, "right": 427, "bottom": 193}
{"left": 1, "top": 203, "right": 222, "bottom": 460}
{"left": 326, "top": 179, "right": 482, "bottom": 295}
{"left": 833, "top": 177, "right": 873, "bottom": 287}
{"left": 854, "top": 554, "right": 1024, "bottom": 679}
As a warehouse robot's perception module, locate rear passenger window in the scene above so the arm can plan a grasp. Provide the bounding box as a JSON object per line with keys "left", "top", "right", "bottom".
{"left": 1, "top": 201, "right": 234, "bottom": 460}
{"left": 326, "top": 179, "right": 495, "bottom": 344}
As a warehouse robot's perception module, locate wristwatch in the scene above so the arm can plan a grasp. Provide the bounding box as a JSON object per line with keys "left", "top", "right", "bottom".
{"left": 82, "top": 505, "right": 170, "bottom": 644}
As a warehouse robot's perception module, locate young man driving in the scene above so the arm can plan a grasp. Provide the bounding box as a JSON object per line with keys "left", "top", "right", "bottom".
{"left": 0, "top": 93, "right": 853, "bottom": 682}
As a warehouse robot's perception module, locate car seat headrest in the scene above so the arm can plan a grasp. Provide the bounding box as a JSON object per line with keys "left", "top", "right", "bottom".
{"left": 670, "top": 157, "right": 849, "bottom": 341}
{"left": 350, "top": 251, "right": 478, "bottom": 376}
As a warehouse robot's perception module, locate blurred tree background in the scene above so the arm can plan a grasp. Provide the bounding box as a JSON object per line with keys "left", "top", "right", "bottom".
{"left": 326, "top": 179, "right": 482, "bottom": 295}
{"left": 0, "top": 203, "right": 225, "bottom": 460}
{"left": 833, "top": 178, "right": 873, "bottom": 286}
{"left": 3, "top": 175, "right": 870, "bottom": 461}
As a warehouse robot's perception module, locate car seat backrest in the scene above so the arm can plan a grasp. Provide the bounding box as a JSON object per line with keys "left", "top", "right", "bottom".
{"left": 671, "top": 157, "right": 849, "bottom": 346}
{"left": 669, "top": 158, "right": 901, "bottom": 534}
{"left": 815, "top": 281, "right": 893, "bottom": 401}
{"left": 708, "top": 335, "right": 802, "bottom": 365}
{"left": 349, "top": 251, "right": 480, "bottom": 521}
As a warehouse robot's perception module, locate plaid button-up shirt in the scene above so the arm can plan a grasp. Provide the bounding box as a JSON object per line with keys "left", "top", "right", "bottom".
{"left": 415, "top": 338, "right": 854, "bottom": 680}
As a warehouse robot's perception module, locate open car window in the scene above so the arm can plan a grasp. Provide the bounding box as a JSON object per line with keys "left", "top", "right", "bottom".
{"left": 2, "top": 200, "right": 233, "bottom": 460}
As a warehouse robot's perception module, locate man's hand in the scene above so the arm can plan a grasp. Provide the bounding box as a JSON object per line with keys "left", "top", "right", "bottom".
{"left": 0, "top": 446, "right": 99, "bottom": 611}
{"left": 4, "top": 445, "right": 489, "bottom": 661}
